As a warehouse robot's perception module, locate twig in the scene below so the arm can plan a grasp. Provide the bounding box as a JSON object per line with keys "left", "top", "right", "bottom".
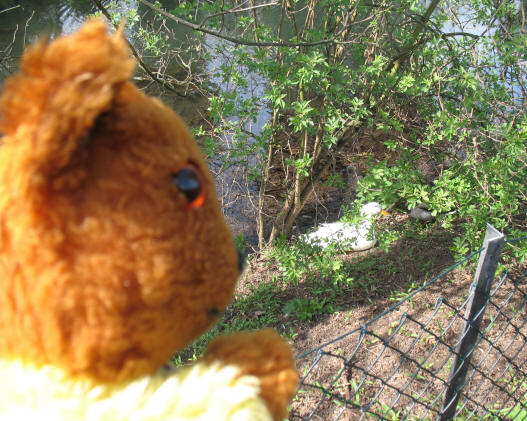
{"left": 0, "top": 5, "right": 21, "bottom": 15}
{"left": 200, "top": 1, "right": 279, "bottom": 26}
{"left": 23, "top": 10, "right": 34, "bottom": 49}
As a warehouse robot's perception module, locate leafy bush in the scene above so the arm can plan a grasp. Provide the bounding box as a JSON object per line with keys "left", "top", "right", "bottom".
{"left": 110, "top": 0, "right": 526, "bottom": 257}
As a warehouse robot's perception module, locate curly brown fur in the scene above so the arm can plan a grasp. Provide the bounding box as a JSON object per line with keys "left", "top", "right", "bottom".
{"left": 0, "top": 20, "right": 240, "bottom": 382}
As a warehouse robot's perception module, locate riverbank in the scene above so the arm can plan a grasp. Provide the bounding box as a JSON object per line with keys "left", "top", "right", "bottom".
{"left": 173, "top": 212, "right": 527, "bottom": 418}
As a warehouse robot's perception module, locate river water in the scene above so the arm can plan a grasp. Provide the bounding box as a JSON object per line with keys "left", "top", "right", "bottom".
{"left": 0, "top": 0, "right": 273, "bottom": 248}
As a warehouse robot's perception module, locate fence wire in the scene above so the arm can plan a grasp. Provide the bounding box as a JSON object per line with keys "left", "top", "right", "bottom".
{"left": 291, "top": 237, "right": 527, "bottom": 420}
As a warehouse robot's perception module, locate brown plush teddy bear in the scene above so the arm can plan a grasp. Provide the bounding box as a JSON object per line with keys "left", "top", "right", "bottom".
{"left": 0, "top": 20, "right": 297, "bottom": 420}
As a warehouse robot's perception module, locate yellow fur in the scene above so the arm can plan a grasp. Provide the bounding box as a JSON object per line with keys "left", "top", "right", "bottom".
{"left": 0, "top": 360, "right": 272, "bottom": 421}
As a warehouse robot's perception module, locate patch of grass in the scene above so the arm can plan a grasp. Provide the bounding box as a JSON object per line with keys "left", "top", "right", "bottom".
{"left": 172, "top": 275, "right": 287, "bottom": 365}
{"left": 283, "top": 297, "right": 336, "bottom": 321}
{"left": 173, "top": 216, "right": 455, "bottom": 367}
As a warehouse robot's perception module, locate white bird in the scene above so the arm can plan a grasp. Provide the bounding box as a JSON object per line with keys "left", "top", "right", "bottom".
{"left": 303, "top": 202, "right": 383, "bottom": 251}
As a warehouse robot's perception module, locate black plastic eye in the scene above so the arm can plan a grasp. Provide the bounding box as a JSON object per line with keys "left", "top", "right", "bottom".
{"left": 173, "top": 164, "right": 206, "bottom": 209}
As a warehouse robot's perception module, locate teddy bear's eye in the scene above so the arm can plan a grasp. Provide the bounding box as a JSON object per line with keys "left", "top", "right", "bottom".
{"left": 173, "top": 164, "right": 206, "bottom": 210}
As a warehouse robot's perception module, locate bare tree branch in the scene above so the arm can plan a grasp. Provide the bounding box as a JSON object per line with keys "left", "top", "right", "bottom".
{"left": 387, "top": 0, "right": 441, "bottom": 75}
{"left": 441, "top": 31, "right": 481, "bottom": 38}
{"left": 200, "top": 1, "right": 279, "bottom": 27}
{"left": 0, "top": 5, "right": 21, "bottom": 16}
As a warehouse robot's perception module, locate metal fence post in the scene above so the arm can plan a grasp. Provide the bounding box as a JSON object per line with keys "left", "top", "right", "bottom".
{"left": 438, "top": 224, "right": 504, "bottom": 420}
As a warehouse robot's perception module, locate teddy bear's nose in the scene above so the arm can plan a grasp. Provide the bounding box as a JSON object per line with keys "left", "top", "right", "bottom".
{"left": 237, "top": 248, "right": 245, "bottom": 274}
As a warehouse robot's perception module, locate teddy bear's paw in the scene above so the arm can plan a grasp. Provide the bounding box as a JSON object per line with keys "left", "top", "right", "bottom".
{"left": 204, "top": 329, "right": 298, "bottom": 421}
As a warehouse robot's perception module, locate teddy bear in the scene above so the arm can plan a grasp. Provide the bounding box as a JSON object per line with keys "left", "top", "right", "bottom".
{"left": 0, "top": 20, "right": 298, "bottom": 420}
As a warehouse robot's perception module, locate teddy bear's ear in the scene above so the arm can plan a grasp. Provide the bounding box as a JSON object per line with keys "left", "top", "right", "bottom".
{"left": 0, "top": 19, "right": 134, "bottom": 181}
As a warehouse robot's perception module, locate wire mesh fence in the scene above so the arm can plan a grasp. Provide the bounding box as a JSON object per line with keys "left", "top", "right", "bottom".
{"left": 291, "top": 226, "right": 527, "bottom": 420}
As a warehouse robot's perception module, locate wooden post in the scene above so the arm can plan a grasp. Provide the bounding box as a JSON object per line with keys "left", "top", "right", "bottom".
{"left": 438, "top": 225, "right": 504, "bottom": 420}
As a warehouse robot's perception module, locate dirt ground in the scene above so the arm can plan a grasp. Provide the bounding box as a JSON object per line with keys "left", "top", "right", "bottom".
{"left": 234, "top": 216, "right": 527, "bottom": 420}
{"left": 167, "top": 90, "right": 527, "bottom": 420}
{"left": 290, "top": 268, "right": 527, "bottom": 420}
